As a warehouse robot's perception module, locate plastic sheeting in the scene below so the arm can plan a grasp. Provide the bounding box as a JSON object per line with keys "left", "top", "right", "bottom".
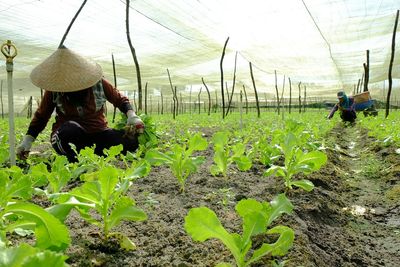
{"left": 0, "top": 0, "right": 399, "bottom": 110}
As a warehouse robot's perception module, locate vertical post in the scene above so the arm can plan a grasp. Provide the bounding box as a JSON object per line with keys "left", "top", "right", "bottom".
{"left": 111, "top": 53, "right": 118, "bottom": 123}
{"left": 363, "top": 50, "right": 369, "bottom": 92}
{"left": 274, "top": 70, "right": 280, "bottom": 115}
{"left": 167, "top": 68, "right": 176, "bottom": 119}
{"left": 0, "top": 80, "right": 3, "bottom": 119}
{"left": 298, "top": 82, "right": 302, "bottom": 113}
{"left": 189, "top": 85, "right": 192, "bottom": 114}
{"left": 161, "top": 92, "right": 164, "bottom": 115}
{"left": 288, "top": 77, "right": 292, "bottom": 114}
{"left": 249, "top": 62, "right": 260, "bottom": 118}
{"left": 386, "top": 10, "right": 399, "bottom": 118}
{"left": 356, "top": 78, "right": 361, "bottom": 94}
{"left": 133, "top": 90, "right": 137, "bottom": 111}
{"left": 239, "top": 90, "right": 243, "bottom": 129}
{"left": 198, "top": 87, "right": 202, "bottom": 114}
{"left": 1, "top": 40, "right": 17, "bottom": 165}
{"left": 303, "top": 85, "right": 307, "bottom": 113}
{"left": 220, "top": 37, "right": 229, "bottom": 119}
{"left": 242, "top": 84, "right": 248, "bottom": 114}
{"left": 144, "top": 82, "right": 148, "bottom": 114}
{"left": 201, "top": 77, "right": 211, "bottom": 115}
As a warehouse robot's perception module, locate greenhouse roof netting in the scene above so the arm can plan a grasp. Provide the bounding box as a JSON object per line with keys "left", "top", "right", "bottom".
{"left": 0, "top": 0, "right": 399, "bottom": 109}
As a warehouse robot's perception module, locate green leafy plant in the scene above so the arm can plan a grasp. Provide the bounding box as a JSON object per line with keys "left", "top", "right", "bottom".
{"left": 114, "top": 113, "right": 159, "bottom": 150}
{"left": 250, "top": 136, "right": 281, "bottom": 167}
{"left": 0, "top": 134, "right": 9, "bottom": 166}
{"left": 0, "top": 243, "right": 69, "bottom": 267}
{"left": 185, "top": 194, "right": 294, "bottom": 267}
{"left": 0, "top": 167, "right": 70, "bottom": 251}
{"left": 48, "top": 166, "right": 146, "bottom": 250}
{"left": 264, "top": 132, "right": 327, "bottom": 191}
{"left": 145, "top": 132, "right": 208, "bottom": 192}
{"left": 210, "top": 132, "right": 252, "bottom": 177}
{"left": 28, "top": 155, "right": 75, "bottom": 195}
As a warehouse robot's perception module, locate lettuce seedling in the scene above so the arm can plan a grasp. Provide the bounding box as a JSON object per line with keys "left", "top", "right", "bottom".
{"left": 0, "top": 167, "right": 70, "bottom": 251}
{"left": 264, "top": 132, "right": 327, "bottom": 191}
{"left": 145, "top": 132, "right": 207, "bottom": 192}
{"left": 0, "top": 243, "right": 69, "bottom": 267}
{"left": 210, "top": 132, "right": 252, "bottom": 177}
{"left": 185, "top": 194, "right": 294, "bottom": 267}
{"left": 48, "top": 166, "right": 146, "bottom": 250}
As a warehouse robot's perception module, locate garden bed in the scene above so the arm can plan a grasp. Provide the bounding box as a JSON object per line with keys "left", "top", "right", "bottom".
{"left": 59, "top": 123, "right": 400, "bottom": 267}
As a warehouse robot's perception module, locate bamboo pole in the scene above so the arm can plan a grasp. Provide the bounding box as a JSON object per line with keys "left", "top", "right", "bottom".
{"left": 249, "top": 62, "right": 260, "bottom": 118}
{"left": 111, "top": 54, "right": 118, "bottom": 122}
{"left": 161, "top": 92, "right": 164, "bottom": 115}
{"left": 126, "top": 0, "right": 143, "bottom": 111}
{"left": 226, "top": 51, "right": 238, "bottom": 116}
{"left": 59, "top": 0, "right": 88, "bottom": 48}
{"left": 242, "top": 84, "right": 248, "bottom": 114}
{"left": 167, "top": 68, "right": 177, "bottom": 119}
{"left": 198, "top": 87, "right": 202, "bottom": 114}
{"left": 288, "top": 77, "right": 292, "bottom": 114}
{"left": 220, "top": 37, "right": 229, "bottom": 119}
{"left": 201, "top": 77, "right": 211, "bottom": 115}
{"left": 144, "top": 82, "right": 148, "bottom": 114}
{"left": 303, "top": 85, "right": 307, "bottom": 113}
{"left": 189, "top": 85, "right": 192, "bottom": 114}
{"left": 298, "top": 82, "right": 302, "bottom": 113}
{"left": 274, "top": 70, "right": 280, "bottom": 114}
{"left": 363, "top": 50, "right": 369, "bottom": 92}
{"left": 386, "top": 10, "right": 399, "bottom": 118}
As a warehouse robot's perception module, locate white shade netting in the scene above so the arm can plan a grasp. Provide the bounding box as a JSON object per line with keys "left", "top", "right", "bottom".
{"left": 0, "top": 0, "right": 399, "bottom": 111}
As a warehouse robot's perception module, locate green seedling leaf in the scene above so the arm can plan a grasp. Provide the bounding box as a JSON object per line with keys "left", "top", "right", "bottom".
{"left": 46, "top": 196, "right": 95, "bottom": 222}
{"left": 233, "top": 155, "right": 252, "bottom": 171}
{"left": 0, "top": 243, "right": 68, "bottom": 267}
{"left": 290, "top": 179, "right": 315, "bottom": 192}
{"left": 267, "top": 194, "right": 294, "bottom": 225}
{"left": 4, "top": 203, "right": 70, "bottom": 251}
{"left": 264, "top": 165, "right": 286, "bottom": 178}
{"left": 248, "top": 226, "right": 294, "bottom": 265}
{"left": 185, "top": 196, "right": 294, "bottom": 267}
{"left": 295, "top": 150, "right": 327, "bottom": 173}
{"left": 145, "top": 149, "right": 173, "bottom": 166}
{"left": 184, "top": 207, "right": 241, "bottom": 262}
{"left": 108, "top": 197, "right": 147, "bottom": 230}
{"left": 187, "top": 133, "right": 208, "bottom": 153}
{"left": 124, "top": 160, "right": 151, "bottom": 180}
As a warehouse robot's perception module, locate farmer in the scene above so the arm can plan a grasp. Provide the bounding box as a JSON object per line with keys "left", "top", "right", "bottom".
{"left": 327, "top": 91, "right": 356, "bottom": 123}
{"left": 16, "top": 46, "right": 144, "bottom": 162}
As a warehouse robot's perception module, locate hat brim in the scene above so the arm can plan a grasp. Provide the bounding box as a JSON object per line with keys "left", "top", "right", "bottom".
{"left": 30, "top": 47, "right": 103, "bottom": 92}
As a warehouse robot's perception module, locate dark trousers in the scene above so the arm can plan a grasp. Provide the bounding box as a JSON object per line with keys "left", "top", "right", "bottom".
{"left": 340, "top": 110, "right": 357, "bottom": 123}
{"left": 51, "top": 121, "right": 139, "bottom": 162}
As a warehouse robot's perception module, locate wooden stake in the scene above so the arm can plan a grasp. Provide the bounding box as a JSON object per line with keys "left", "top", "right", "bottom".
{"left": 288, "top": 77, "right": 292, "bottom": 114}
{"left": 220, "top": 37, "right": 229, "bottom": 119}
{"left": 249, "top": 62, "right": 260, "bottom": 118}
{"left": 126, "top": 0, "right": 143, "bottom": 111}
{"left": 386, "top": 10, "right": 399, "bottom": 118}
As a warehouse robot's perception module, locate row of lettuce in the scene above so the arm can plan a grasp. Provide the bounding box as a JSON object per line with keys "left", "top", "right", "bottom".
{"left": 0, "top": 111, "right": 395, "bottom": 266}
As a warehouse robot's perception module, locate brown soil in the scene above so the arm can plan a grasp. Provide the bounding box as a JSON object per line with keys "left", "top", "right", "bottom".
{"left": 34, "top": 123, "right": 400, "bottom": 266}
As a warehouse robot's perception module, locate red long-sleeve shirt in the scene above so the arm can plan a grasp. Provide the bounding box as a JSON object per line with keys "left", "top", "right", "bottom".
{"left": 27, "top": 79, "right": 132, "bottom": 138}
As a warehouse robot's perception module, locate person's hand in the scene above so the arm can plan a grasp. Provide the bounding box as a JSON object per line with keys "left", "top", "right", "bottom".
{"left": 16, "top": 135, "right": 35, "bottom": 160}
{"left": 126, "top": 110, "right": 145, "bottom": 134}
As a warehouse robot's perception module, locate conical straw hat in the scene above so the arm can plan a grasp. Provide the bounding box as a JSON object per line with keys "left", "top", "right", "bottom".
{"left": 30, "top": 46, "right": 103, "bottom": 92}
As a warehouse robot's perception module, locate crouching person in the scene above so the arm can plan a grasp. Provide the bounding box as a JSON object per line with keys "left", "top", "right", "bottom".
{"left": 16, "top": 46, "right": 144, "bottom": 162}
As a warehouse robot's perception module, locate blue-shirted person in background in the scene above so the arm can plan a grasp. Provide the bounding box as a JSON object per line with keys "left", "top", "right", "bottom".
{"left": 327, "top": 91, "right": 357, "bottom": 123}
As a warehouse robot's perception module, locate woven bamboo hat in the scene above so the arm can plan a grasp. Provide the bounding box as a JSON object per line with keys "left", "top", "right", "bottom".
{"left": 30, "top": 46, "right": 103, "bottom": 92}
